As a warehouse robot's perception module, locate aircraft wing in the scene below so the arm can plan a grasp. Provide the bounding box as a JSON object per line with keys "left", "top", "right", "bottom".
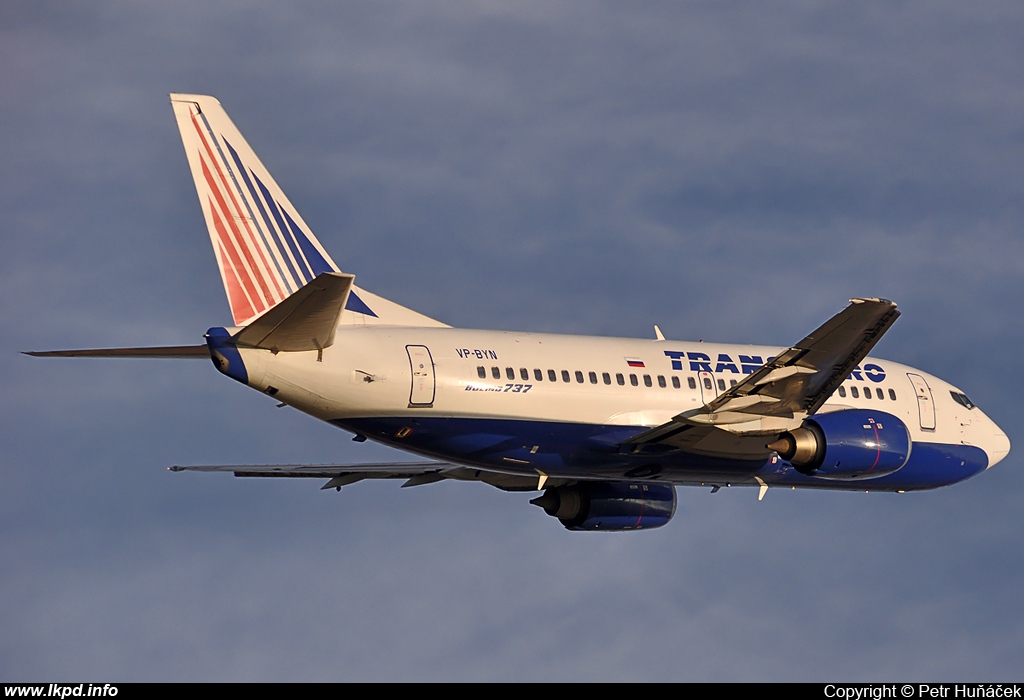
{"left": 626, "top": 298, "right": 900, "bottom": 450}
{"left": 169, "top": 461, "right": 575, "bottom": 492}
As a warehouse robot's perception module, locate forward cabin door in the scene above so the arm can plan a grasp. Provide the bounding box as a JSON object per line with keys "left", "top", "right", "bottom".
{"left": 906, "top": 372, "right": 936, "bottom": 430}
{"left": 406, "top": 345, "right": 436, "bottom": 408}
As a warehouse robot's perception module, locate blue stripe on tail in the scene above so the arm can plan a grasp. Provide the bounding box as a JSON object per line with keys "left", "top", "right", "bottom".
{"left": 251, "top": 171, "right": 314, "bottom": 281}
{"left": 225, "top": 141, "right": 302, "bottom": 288}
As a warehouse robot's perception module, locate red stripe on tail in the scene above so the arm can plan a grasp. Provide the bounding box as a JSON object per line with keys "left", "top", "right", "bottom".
{"left": 215, "top": 240, "right": 256, "bottom": 325}
{"left": 210, "top": 196, "right": 260, "bottom": 323}
{"left": 190, "top": 114, "right": 283, "bottom": 304}
{"left": 201, "top": 156, "right": 268, "bottom": 316}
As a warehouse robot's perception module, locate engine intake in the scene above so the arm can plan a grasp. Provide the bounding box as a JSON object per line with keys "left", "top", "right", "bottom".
{"left": 530, "top": 482, "right": 676, "bottom": 531}
{"left": 767, "top": 409, "right": 911, "bottom": 480}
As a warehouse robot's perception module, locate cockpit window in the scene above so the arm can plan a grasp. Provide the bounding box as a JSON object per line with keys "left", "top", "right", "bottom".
{"left": 950, "top": 391, "right": 976, "bottom": 410}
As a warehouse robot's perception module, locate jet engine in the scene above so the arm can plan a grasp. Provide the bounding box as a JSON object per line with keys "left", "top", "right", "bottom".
{"left": 530, "top": 482, "right": 676, "bottom": 531}
{"left": 767, "top": 409, "right": 911, "bottom": 480}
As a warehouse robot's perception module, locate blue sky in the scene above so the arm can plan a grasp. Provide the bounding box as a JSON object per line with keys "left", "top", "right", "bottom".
{"left": 3, "top": 1, "right": 1023, "bottom": 681}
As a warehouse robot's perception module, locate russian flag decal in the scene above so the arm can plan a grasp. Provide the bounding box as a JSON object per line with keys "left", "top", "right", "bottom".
{"left": 626, "top": 358, "right": 645, "bottom": 368}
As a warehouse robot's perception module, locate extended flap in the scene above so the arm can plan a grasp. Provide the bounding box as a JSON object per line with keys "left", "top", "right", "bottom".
{"left": 234, "top": 272, "right": 354, "bottom": 352}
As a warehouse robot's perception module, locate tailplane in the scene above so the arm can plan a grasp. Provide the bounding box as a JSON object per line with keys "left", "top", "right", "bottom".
{"left": 170, "top": 94, "right": 446, "bottom": 328}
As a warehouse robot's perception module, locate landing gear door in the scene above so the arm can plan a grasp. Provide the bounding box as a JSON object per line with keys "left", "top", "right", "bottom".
{"left": 907, "top": 372, "right": 936, "bottom": 430}
{"left": 406, "top": 345, "right": 436, "bottom": 408}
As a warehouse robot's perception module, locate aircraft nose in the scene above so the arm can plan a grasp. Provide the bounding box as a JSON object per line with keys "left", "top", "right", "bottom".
{"left": 985, "top": 424, "right": 1011, "bottom": 468}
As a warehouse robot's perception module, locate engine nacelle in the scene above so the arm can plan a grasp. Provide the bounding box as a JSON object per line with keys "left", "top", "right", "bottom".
{"left": 768, "top": 409, "right": 911, "bottom": 480}
{"left": 530, "top": 482, "right": 676, "bottom": 531}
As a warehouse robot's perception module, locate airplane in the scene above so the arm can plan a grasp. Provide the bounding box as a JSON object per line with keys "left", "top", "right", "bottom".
{"left": 27, "top": 93, "right": 1011, "bottom": 531}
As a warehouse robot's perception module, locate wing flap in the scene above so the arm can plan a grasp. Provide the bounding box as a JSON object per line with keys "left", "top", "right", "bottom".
{"left": 169, "top": 460, "right": 574, "bottom": 492}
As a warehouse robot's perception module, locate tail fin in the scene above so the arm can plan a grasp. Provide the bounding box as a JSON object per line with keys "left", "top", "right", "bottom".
{"left": 170, "top": 94, "right": 447, "bottom": 329}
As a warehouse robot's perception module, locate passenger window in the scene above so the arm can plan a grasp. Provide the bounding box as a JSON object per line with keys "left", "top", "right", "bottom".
{"left": 888, "top": 389, "right": 897, "bottom": 401}
{"left": 575, "top": 370, "right": 584, "bottom": 383}
{"left": 630, "top": 374, "right": 639, "bottom": 386}
{"left": 876, "top": 388, "right": 884, "bottom": 400}
{"left": 863, "top": 385, "right": 871, "bottom": 399}
{"left": 602, "top": 372, "right": 611, "bottom": 385}
{"left": 703, "top": 377, "right": 713, "bottom": 390}
{"left": 838, "top": 386, "right": 846, "bottom": 398}
{"left": 534, "top": 369, "right": 543, "bottom": 381}
{"left": 673, "top": 377, "right": 681, "bottom": 389}
{"left": 616, "top": 373, "right": 625, "bottom": 386}
{"left": 643, "top": 375, "right": 652, "bottom": 387}
{"left": 658, "top": 376, "right": 667, "bottom": 388}
{"left": 477, "top": 366, "right": 486, "bottom": 379}
{"left": 548, "top": 369, "right": 557, "bottom": 382}
{"left": 730, "top": 379, "right": 737, "bottom": 387}
{"left": 717, "top": 379, "right": 726, "bottom": 391}
{"left": 561, "top": 370, "right": 570, "bottom": 383}
{"left": 687, "top": 377, "right": 696, "bottom": 390}
{"left": 506, "top": 367, "right": 515, "bottom": 380}
{"left": 851, "top": 386, "right": 859, "bottom": 398}
{"left": 589, "top": 371, "right": 598, "bottom": 384}
{"left": 520, "top": 368, "right": 529, "bottom": 381}
{"left": 492, "top": 367, "right": 501, "bottom": 379}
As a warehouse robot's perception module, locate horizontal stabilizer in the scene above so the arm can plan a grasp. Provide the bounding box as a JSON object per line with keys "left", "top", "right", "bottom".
{"left": 24, "top": 345, "right": 208, "bottom": 359}
{"left": 233, "top": 272, "right": 353, "bottom": 352}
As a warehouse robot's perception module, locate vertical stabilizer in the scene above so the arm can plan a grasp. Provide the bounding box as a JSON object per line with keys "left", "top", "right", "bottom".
{"left": 170, "top": 94, "right": 447, "bottom": 328}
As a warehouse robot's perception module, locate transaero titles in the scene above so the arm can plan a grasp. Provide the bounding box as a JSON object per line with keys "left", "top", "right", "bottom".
{"left": 824, "top": 686, "right": 1021, "bottom": 699}
{"left": 663, "top": 351, "right": 887, "bottom": 382}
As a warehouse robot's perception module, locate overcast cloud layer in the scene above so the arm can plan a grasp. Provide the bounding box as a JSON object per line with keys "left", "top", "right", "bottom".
{"left": 2, "top": 1, "right": 1023, "bottom": 681}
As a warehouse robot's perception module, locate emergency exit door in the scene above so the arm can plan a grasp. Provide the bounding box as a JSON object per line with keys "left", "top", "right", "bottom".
{"left": 698, "top": 370, "right": 718, "bottom": 405}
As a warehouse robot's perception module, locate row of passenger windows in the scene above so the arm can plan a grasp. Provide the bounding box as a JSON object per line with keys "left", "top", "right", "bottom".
{"left": 838, "top": 385, "right": 897, "bottom": 401}
{"left": 478, "top": 365, "right": 686, "bottom": 389}
{"left": 477, "top": 366, "right": 747, "bottom": 393}
{"left": 477, "top": 365, "right": 901, "bottom": 402}
{"left": 475, "top": 366, "right": 909, "bottom": 399}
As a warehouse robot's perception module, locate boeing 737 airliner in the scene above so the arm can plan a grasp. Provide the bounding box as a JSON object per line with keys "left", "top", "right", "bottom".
{"left": 28, "top": 94, "right": 1011, "bottom": 531}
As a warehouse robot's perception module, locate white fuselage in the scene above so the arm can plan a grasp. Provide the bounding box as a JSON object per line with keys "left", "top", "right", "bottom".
{"left": 231, "top": 326, "right": 1009, "bottom": 491}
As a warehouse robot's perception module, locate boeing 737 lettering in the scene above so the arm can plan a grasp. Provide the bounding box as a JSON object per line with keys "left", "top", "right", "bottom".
{"left": 27, "top": 94, "right": 1011, "bottom": 531}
